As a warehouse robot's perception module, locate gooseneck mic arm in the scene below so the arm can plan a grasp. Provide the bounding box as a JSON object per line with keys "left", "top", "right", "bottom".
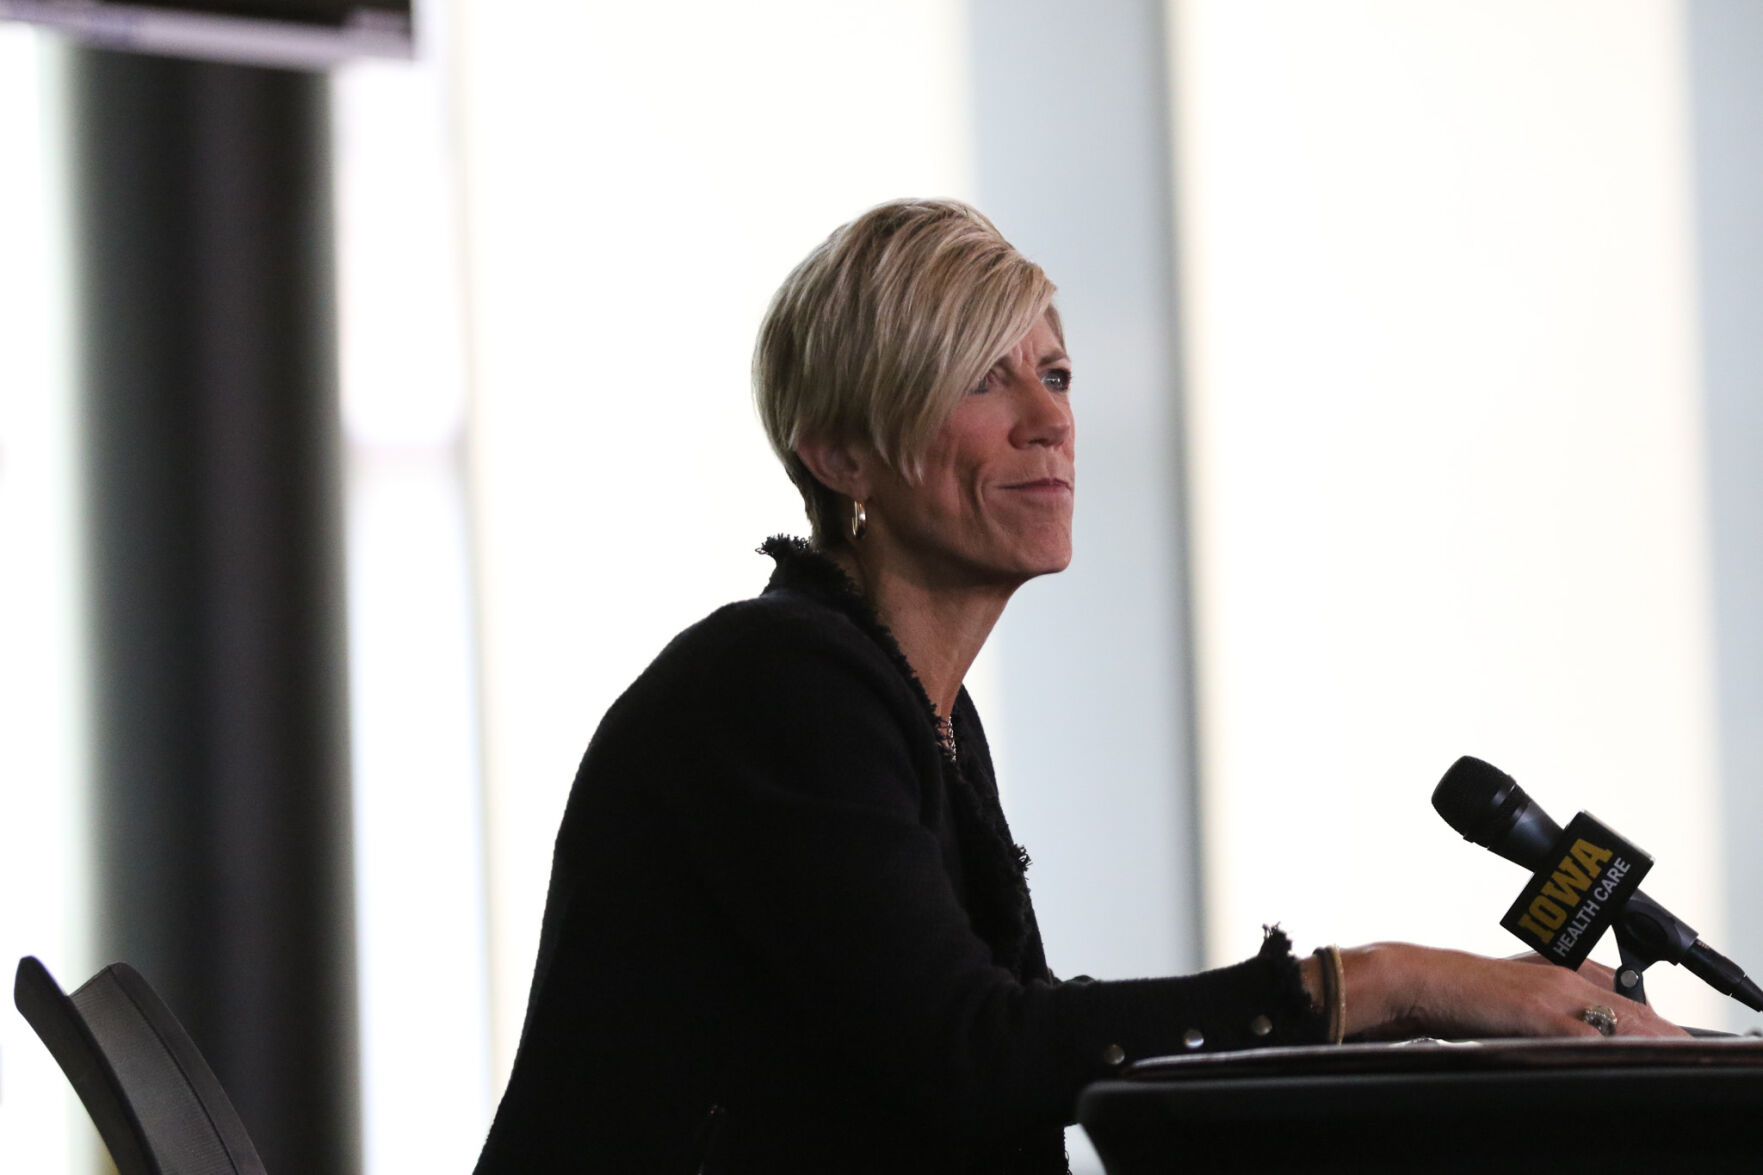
{"left": 1432, "top": 755, "right": 1763, "bottom": 1013}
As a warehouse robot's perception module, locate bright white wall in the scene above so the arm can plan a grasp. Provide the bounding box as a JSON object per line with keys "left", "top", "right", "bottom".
{"left": 332, "top": 6, "right": 494, "bottom": 1168}
{"left": 1170, "top": 0, "right": 1731, "bottom": 1026}
{"left": 0, "top": 28, "right": 92, "bottom": 1175}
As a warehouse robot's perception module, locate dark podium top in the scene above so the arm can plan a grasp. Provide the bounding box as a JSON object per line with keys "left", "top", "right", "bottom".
{"left": 1078, "top": 1038, "right": 1763, "bottom": 1174}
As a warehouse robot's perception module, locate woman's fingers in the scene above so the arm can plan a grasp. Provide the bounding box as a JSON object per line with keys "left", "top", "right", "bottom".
{"left": 1526, "top": 959, "right": 1684, "bottom": 1038}
{"left": 1342, "top": 942, "right": 1690, "bottom": 1040}
{"left": 1605, "top": 993, "right": 1687, "bottom": 1038}
{"left": 1502, "top": 952, "right": 1684, "bottom": 1034}
{"left": 1518, "top": 958, "right": 1687, "bottom": 1038}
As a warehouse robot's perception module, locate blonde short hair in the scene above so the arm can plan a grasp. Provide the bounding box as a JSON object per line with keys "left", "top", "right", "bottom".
{"left": 753, "top": 198, "right": 1060, "bottom": 548}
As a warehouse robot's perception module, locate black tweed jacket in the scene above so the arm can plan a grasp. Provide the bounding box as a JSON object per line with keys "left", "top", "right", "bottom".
{"left": 472, "top": 538, "right": 1324, "bottom": 1174}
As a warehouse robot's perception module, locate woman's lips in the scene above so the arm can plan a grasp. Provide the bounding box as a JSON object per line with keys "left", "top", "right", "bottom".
{"left": 1000, "top": 477, "right": 1074, "bottom": 496}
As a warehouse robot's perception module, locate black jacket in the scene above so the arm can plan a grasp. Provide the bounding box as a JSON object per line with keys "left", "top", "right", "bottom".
{"left": 473, "top": 538, "right": 1323, "bottom": 1174}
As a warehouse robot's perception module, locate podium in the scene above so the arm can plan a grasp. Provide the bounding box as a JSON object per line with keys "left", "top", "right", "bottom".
{"left": 1077, "top": 1038, "right": 1763, "bottom": 1174}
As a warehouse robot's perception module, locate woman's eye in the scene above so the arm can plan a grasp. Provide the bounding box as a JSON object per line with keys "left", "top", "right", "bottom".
{"left": 970, "top": 372, "right": 994, "bottom": 395}
{"left": 1043, "top": 367, "right": 1072, "bottom": 392}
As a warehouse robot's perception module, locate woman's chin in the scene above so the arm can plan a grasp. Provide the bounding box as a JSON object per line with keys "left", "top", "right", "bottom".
{"left": 995, "top": 540, "right": 1075, "bottom": 585}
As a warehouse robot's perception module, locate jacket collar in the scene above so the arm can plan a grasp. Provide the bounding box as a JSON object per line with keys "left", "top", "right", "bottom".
{"left": 759, "top": 535, "right": 947, "bottom": 755}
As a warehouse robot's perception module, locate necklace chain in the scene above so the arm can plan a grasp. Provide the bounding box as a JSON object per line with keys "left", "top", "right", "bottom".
{"left": 935, "top": 713, "right": 957, "bottom": 758}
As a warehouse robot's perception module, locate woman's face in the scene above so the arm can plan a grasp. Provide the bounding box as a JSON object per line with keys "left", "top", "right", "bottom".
{"left": 867, "top": 314, "right": 1075, "bottom": 590}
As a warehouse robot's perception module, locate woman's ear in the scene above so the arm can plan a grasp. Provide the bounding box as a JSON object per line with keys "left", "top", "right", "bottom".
{"left": 795, "top": 436, "right": 873, "bottom": 502}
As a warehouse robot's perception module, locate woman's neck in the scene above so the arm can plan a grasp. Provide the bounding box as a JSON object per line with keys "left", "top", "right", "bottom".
{"left": 826, "top": 545, "right": 1013, "bottom": 716}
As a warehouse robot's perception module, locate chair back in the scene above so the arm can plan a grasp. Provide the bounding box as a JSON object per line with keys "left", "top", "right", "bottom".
{"left": 13, "top": 955, "right": 270, "bottom": 1175}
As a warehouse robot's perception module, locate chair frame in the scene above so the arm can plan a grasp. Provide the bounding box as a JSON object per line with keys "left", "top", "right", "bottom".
{"left": 13, "top": 955, "right": 269, "bottom": 1175}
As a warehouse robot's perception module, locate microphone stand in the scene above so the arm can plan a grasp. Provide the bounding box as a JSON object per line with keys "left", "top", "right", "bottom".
{"left": 1608, "top": 897, "right": 1763, "bottom": 1017}
{"left": 1610, "top": 896, "right": 1702, "bottom": 1006}
{"left": 1612, "top": 923, "right": 1752, "bottom": 1038}
{"left": 1612, "top": 918, "right": 1664, "bottom": 1006}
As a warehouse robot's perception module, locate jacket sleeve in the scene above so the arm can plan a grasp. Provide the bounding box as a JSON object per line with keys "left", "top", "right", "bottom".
{"left": 630, "top": 602, "right": 1325, "bottom": 1141}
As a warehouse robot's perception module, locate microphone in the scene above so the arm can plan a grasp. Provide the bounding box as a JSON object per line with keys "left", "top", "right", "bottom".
{"left": 1433, "top": 755, "right": 1763, "bottom": 1012}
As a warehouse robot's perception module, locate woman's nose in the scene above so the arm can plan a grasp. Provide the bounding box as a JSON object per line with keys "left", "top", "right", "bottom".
{"left": 1010, "top": 379, "right": 1072, "bottom": 448}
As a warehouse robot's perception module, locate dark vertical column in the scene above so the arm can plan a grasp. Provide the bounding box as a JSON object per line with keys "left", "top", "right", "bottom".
{"left": 1685, "top": 0, "right": 1763, "bottom": 1031}
{"left": 68, "top": 45, "right": 359, "bottom": 1173}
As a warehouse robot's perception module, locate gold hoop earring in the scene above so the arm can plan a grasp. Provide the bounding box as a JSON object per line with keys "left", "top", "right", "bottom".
{"left": 849, "top": 499, "right": 868, "bottom": 542}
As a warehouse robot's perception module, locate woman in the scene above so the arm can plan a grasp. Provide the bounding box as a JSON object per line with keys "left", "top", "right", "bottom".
{"left": 472, "top": 199, "right": 1679, "bottom": 1175}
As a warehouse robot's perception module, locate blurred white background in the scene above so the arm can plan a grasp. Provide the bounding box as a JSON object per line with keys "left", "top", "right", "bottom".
{"left": 3, "top": 2, "right": 1760, "bottom": 1172}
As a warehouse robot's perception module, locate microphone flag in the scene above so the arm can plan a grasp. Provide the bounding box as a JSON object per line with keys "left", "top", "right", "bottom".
{"left": 1499, "top": 811, "right": 1652, "bottom": 968}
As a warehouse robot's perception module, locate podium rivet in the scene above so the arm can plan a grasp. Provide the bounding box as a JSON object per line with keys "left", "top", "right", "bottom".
{"left": 1183, "top": 1028, "right": 1205, "bottom": 1050}
{"left": 1249, "top": 1015, "right": 1272, "bottom": 1037}
{"left": 1101, "top": 1043, "right": 1125, "bottom": 1066}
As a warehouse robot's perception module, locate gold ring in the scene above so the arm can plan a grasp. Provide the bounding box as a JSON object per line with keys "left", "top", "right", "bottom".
{"left": 1581, "top": 1004, "right": 1618, "bottom": 1037}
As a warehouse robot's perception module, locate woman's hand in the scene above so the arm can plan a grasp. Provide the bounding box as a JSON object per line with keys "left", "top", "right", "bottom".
{"left": 1306, "top": 942, "right": 1689, "bottom": 1040}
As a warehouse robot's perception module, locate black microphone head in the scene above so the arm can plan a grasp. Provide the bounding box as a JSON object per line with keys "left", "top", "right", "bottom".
{"left": 1432, "top": 756, "right": 1519, "bottom": 841}
{"left": 1432, "top": 755, "right": 1559, "bottom": 869}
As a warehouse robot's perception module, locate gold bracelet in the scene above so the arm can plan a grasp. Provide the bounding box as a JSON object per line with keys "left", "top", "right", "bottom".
{"left": 1313, "top": 945, "right": 1346, "bottom": 1044}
